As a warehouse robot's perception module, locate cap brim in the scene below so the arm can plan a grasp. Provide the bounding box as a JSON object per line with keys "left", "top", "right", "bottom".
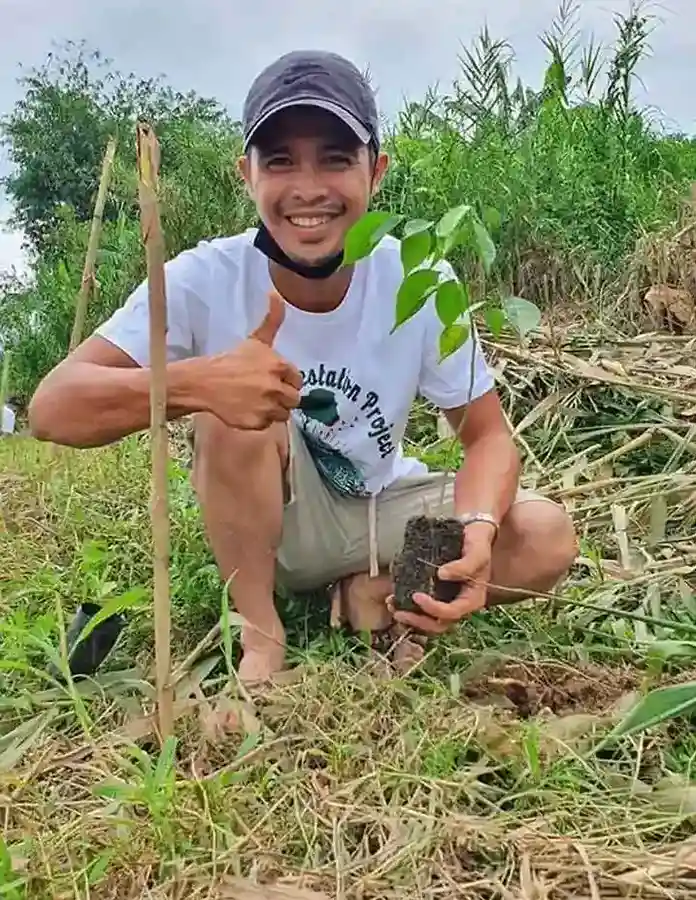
{"left": 244, "top": 98, "right": 371, "bottom": 150}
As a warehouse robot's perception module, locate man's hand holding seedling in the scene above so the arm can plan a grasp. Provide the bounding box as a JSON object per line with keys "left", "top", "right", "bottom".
{"left": 389, "top": 521, "right": 495, "bottom": 634}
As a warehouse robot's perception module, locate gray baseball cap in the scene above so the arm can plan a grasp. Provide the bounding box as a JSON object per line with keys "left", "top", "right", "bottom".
{"left": 242, "top": 50, "right": 380, "bottom": 151}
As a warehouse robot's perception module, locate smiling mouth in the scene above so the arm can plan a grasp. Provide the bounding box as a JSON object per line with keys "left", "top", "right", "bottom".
{"left": 286, "top": 213, "right": 340, "bottom": 229}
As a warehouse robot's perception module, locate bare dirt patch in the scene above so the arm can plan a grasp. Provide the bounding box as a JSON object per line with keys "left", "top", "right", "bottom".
{"left": 461, "top": 659, "right": 643, "bottom": 717}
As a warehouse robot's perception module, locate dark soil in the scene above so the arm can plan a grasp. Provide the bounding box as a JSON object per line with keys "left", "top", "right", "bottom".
{"left": 462, "top": 660, "right": 641, "bottom": 717}
{"left": 391, "top": 515, "right": 464, "bottom": 612}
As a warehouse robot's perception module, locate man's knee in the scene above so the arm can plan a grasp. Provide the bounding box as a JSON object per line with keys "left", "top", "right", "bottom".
{"left": 191, "top": 413, "right": 289, "bottom": 489}
{"left": 498, "top": 499, "right": 578, "bottom": 588}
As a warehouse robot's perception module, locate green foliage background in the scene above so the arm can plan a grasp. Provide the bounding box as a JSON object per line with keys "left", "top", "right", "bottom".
{"left": 2, "top": 3, "right": 696, "bottom": 401}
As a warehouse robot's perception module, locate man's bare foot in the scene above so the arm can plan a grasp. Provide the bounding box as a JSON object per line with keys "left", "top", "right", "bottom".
{"left": 392, "top": 634, "right": 426, "bottom": 674}
{"left": 368, "top": 623, "right": 427, "bottom": 677}
{"left": 238, "top": 622, "right": 286, "bottom": 686}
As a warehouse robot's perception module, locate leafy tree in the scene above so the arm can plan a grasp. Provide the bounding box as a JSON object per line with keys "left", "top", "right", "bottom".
{"left": 0, "top": 40, "right": 234, "bottom": 254}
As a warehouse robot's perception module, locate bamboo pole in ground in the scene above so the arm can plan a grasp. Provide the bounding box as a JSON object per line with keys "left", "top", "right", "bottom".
{"left": 69, "top": 135, "right": 117, "bottom": 352}
{"left": 136, "top": 122, "right": 173, "bottom": 741}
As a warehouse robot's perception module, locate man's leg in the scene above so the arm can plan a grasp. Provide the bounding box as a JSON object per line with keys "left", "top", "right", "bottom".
{"left": 191, "top": 412, "right": 289, "bottom": 684}
{"left": 485, "top": 490, "right": 579, "bottom": 606}
{"left": 191, "top": 414, "right": 386, "bottom": 683}
{"left": 191, "top": 412, "right": 578, "bottom": 677}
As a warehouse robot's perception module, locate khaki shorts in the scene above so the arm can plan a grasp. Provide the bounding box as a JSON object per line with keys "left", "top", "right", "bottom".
{"left": 276, "top": 422, "right": 552, "bottom": 593}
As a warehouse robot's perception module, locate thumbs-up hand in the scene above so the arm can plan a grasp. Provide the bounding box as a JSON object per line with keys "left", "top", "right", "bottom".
{"left": 249, "top": 290, "right": 286, "bottom": 346}
{"left": 196, "top": 292, "right": 302, "bottom": 430}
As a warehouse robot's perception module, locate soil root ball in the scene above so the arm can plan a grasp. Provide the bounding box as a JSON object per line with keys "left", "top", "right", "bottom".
{"left": 391, "top": 515, "right": 464, "bottom": 612}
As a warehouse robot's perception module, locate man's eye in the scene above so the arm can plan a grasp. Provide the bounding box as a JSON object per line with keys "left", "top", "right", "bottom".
{"left": 325, "top": 154, "right": 352, "bottom": 166}
{"left": 266, "top": 156, "right": 291, "bottom": 168}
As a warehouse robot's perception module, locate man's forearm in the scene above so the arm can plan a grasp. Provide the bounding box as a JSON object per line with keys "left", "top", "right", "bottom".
{"left": 453, "top": 431, "right": 520, "bottom": 540}
{"left": 29, "top": 359, "right": 202, "bottom": 448}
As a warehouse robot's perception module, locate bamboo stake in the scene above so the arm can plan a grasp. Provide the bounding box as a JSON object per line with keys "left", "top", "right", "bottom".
{"left": 136, "top": 122, "right": 173, "bottom": 741}
{"left": 69, "top": 135, "right": 117, "bottom": 351}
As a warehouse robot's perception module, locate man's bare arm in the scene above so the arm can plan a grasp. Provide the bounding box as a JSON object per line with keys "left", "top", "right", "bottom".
{"left": 29, "top": 293, "right": 303, "bottom": 449}
{"left": 28, "top": 336, "right": 205, "bottom": 448}
{"left": 443, "top": 389, "right": 520, "bottom": 541}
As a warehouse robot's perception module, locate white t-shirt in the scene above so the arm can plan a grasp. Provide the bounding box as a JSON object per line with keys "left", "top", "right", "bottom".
{"left": 97, "top": 228, "right": 495, "bottom": 497}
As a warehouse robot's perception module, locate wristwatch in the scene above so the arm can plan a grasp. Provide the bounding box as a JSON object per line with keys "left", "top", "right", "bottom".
{"left": 457, "top": 512, "right": 499, "bottom": 538}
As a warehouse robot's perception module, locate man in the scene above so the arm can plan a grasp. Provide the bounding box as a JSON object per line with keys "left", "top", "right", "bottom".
{"left": 29, "top": 50, "right": 577, "bottom": 684}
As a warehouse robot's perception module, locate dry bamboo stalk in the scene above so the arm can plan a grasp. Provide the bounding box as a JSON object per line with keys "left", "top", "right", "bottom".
{"left": 658, "top": 426, "right": 696, "bottom": 457}
{"left": 486, "top": 339, "right": 696, "bottom": 404}
{"left": 510, "top": 389, "right": 567, "bottom": 437}
{"left": 550, "top": 472, "right": 696, "bottom": 498}
{"left": 69, "top": 135, "right": 117, "bottom": 351}
{"left": 544, "top": 445, "right": 602, "bottom": 479}
{"left": 547, "top": 428, "right": 657, "bottom": 488}
{"left": 136, "top": 122, "right": 173, "bottom": 741}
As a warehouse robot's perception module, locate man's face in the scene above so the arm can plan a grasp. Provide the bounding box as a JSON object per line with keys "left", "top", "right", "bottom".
{"left": 239, "top": 107, "right": 389, "bottom": 266}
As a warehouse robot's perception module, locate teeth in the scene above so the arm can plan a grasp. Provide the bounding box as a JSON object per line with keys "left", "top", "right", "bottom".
{"left": 288, "top": 216, "right": 331, "bottom": 227}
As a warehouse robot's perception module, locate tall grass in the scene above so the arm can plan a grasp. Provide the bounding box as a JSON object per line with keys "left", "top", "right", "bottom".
{"left": 379, "top": 1, "right": 696, "bottom": 305}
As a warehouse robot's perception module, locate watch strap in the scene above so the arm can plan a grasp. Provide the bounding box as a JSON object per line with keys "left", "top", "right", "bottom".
{"left": 457, "top": 512, "right": 499, "bottom": 537}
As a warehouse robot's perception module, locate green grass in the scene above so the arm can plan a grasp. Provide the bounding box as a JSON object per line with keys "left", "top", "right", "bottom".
{"left": 3, "top": 396, "right": 696, "bottom": 898}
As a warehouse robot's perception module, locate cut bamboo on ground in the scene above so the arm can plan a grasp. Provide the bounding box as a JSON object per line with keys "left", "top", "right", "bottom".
{"left": 136, "top": 122, "right": 173, "bottom": 741}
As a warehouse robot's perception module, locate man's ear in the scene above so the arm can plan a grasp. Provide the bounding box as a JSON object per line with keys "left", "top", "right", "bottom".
{"left": 237, "top": 154, "right": 254, "bottom": 199}
{"left": 370, "top": 151, "right": 390, "bottom": 197}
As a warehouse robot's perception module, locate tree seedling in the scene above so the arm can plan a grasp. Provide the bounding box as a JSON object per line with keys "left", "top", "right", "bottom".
{"left": 390, "top": 516, "right": 465, "bottom": 611}
{"left": 342, "top": 204, "right": 541, "bottom": 359}
{"left": 342, "top": 204, "right": 541, "bottom": 611}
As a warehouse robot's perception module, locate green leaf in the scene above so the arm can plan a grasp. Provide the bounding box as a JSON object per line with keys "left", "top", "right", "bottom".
{"left": 0, "top": 709, "right": 58, "bottom": 773}
{"left": 153, "top": 735, "right": 178, "bottom": 785}
{"left": 234, "top": 729, "right": 262, "bottom": 762}
{"left": 400, "top": 230, "right": 432, "bottom": 275}
{"left": 472, "top": 218, "right": 496, "bottom": 273}
{"left": 438, "top": 219, "right": 470, "bottom": 258}
{"left": 646, "top": 640, "right": 696, "bottom": 663}
{"left": 439, "top": 322, "right": 470, "bottom": 361}
{"left": 482, "top": 206, "right": 501, "bottom": 234}
{"left": 92, "top": 779, "right": 131, "bottom": 801}
{"left": 608, "top": 681, "right": 696, "bottom": 740}
{"left": 87, "top": 849, "right": 114, "bottom": 886}
{"left": 434, "top": 279, "right": 468, "bottom": 326}
{"left": 484, "top": 306, "right": 507, "bottom": 337}
{"left": 402, "top": 218, "right": 433, "bottom": 238}
{"left": 0, "top": 876, "right": 27, "bottom": 897}
{"left": 76, "top": 587, "right": 147, "bottom": 643}
{"left": 393, "top": 269, "right": 440, "bottom": 331}
{"left": 435, "top": 204, "right": 470, "bottom": 240}
{"left": 502, "top": 295, "right": 542, "bottom": 338}
{"left": 342, "top": 211, "right": 403, "bottom": 265}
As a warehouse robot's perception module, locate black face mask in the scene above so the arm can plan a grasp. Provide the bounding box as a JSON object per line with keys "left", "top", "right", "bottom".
{"left": 253, "top": 221, "right": 345, "bottom": 280}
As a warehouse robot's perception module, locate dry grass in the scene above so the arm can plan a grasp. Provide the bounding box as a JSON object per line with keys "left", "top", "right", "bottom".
{"left": 4, "top": 323, "right": 696, "bottom": 897}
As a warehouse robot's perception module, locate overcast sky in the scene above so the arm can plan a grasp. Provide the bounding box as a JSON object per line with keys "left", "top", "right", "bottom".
{"left": 0, "top": 0, "right": 692, "bottom": 275}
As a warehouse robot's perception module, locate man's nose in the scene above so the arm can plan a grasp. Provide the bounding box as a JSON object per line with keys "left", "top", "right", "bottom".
{"left": 288, "top": 161, "right": 329, "bottom": 204}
